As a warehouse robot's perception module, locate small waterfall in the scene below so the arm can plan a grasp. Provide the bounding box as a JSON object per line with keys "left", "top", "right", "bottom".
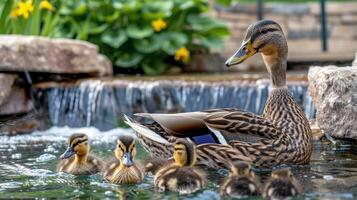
{"left": 35, "top": 78, "right": 316, "bottom": 130}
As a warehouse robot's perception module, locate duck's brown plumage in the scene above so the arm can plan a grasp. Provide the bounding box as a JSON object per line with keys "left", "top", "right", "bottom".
{"left": 125, "top": 19, "right": 312, "bottom": 169}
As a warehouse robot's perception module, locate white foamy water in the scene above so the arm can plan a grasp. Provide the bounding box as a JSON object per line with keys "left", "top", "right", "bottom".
{"left": 0, "top": 126, "right": 135, "bottom": 145}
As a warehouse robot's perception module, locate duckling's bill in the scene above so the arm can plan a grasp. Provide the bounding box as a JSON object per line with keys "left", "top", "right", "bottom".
{"left": 60, "top": 146, "right": 75, "bottom": 159}
{"left": 122, "top": 152, "right": 133, "bottom": 167}
{"left": 225, "top": 39, "right": 257, "bottom": 67}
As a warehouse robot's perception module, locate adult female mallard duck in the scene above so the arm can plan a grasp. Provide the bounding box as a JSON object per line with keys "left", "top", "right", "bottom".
{"left": 124, "top": 19, "right": 312, "bottom": 169}
{"left": 102, "top": 135, "right": 144, "bottom": 184}
{"left": 154, "top": 139, "right": 206, "bottom": 194}
{"left": 57, "top": 133, "right": 103, "bottom": 175}
{"left": 263, "top": 168, "right": 302, "bottom": 200}
{"left": 220, "top": 161, "right": 260, "bottom": 198}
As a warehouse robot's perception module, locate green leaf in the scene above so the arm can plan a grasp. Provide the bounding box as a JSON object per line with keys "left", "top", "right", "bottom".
{"left": 29, "top": 0, "right": 41, "bottom": 35}
{"left": 101, "top": 30, "right": 127, "bottom": 48}
{"left": 142, "top": 59, "right": 168, "bottom": 75}
{"left": 0, "top": 0, "right": 13, "bottom": 34}
{"left": 198, "top": 35, "right": 224, "bottom": 49}
{"left": 161, "top": 32, "right": 188, "bottom": 55}
{"left": 142, "top": 1, "right": 173, "bottom": 18}
{"left": 133, "top": 35, "right": 161, "bottom": 53}
{"left": 187, "top": 14, "right": 227, "bottom": 32}
{"left": 215, "top": 0, "right": 233, "bottom": 6}
{"left": 115, "top": 52, "right": 143, "bottom": 68}
{"left": 126, "top": 25, "right": 153, "bottom": 39}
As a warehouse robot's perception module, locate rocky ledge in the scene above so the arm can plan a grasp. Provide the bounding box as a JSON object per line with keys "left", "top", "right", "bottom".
{"left": 0, "top": 35, "right": 112, "bottom": 76}
{"left": 308, "top": 65, "right": 357, "bottom": 139}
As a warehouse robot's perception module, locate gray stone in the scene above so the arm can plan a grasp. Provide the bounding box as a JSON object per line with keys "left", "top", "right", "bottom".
{"left": 0, "top": 35, "right": 112, "bottom": 76}
{"left": 0, "top": 86, "right": 33, "bottom": 115}
{"left": 308, "top": 66, "right": 357, "bottom": 139}
{"left": 0, "top": 73, "right": 16, "bottom": 105}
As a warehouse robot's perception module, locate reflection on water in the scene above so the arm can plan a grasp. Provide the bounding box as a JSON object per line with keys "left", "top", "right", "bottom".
{"left": 0, "top": 127, "right": 356, "bottom": 199}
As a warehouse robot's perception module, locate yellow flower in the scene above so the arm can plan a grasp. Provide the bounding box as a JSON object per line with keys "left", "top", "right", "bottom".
{"left": 40, "top": 0, "right": 54, "bottom": 11}
{"left": 10, "top": 9, "right": 19, "bottom": 18}
{"left": 174, "top": 47, "right": 190, "bottom": 63}
{"left": 16, "top": 0, "right": 34, "bottom": 19}
{"left": 151, "top": 19, "right": 167, "bottom": 32}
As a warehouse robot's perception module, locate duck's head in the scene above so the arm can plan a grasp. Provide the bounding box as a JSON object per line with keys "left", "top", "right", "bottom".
{"left": 115, "top": 135, "right": 136, "bottom": 168}
{"left": 173, "top": 139, "right": 196, "bottom": 167}
{"left": 229, "top": 161, "right": 255, "bottom": 178}
{"left": 225, "top": 19, "right": 287, "bottom": 67}
{"left": 60, "top": 133, "right": 89, "bottom": 159}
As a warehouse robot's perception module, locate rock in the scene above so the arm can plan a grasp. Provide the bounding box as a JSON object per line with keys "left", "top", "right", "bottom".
{"left": 308, "top": 66, "right": 357, "bottom": 139}
{"left": 0, "top": 35, "right": 112, "bottom": 76}
{"left": 0, "top": 85, "right": 33, "bottom": 115}
{"left": 0, "top": 73, "right": 16, "bottom": 105}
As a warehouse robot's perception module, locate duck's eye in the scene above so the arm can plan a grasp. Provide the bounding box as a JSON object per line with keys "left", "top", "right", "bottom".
{"left": 261, "top": 29, "right": 268, "bottom": 34}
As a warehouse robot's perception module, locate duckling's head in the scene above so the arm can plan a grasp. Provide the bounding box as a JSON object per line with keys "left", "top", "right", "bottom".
{"left": 60, "top": 133, "right": 89, "bottom": 159}
{"left": 271, "top": 168, "right": 295, "bottom": 180}
{"left": 173, "top": 139, "right": 196, "bottom": 167}
{"left": 225, "top": 19, "right": 287, "bottom": 67}
{"left": 229, "top": 161, "right": 255, "bottom": 178}
{"left": 115, "top": 135, "right": 136, "bottom": 168}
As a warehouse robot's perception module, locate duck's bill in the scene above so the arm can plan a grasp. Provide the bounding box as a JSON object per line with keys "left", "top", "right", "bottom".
{"left": 122, "top": 152, "right": 133, "bottom": 167}
{"left": 60, "top": 147, "right": 75, "bottom": 159}
{"left": 225, "top": 39, "right": 257, "bottom": 67}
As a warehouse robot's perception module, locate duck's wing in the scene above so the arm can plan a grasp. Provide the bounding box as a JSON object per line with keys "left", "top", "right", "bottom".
{"left": 132, "top": 108, "right": 281, "bottom": 144}
{"left": 196, "top": 143, "right": 253, "bottom": 169}
{"left": 203, "top": 109, "right": 282, "bottom": 140}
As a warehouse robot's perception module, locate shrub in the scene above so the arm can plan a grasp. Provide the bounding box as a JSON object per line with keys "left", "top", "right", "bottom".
{"left": 0, "top": 0, "right": 230, "bottom": 75}
{"left": 56, "top": 0, "right": 230, "bottom": 74}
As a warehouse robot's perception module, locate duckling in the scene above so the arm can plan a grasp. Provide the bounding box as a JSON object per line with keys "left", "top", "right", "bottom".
{"left": 103, "top": 135, "right": 144, "bottom": 184}
{"left": 144, "top": 157, "right": 173, "bottom": 175}
{"left": 220, "top": 161, "right": 260, "bottom": 198}
{"left": 57, "top": 133, "right": 103, "bottom": 175}
{"left": 263, "top": 168, "right": 302, "bottom": 200}
{"left": 154, "top": 139, "right": 206, "bottom": 194}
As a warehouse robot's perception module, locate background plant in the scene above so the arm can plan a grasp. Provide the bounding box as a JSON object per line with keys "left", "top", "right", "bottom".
{"left": 0, "top": 0, "right": 59, "bottom": 36}
{"left": 55, "top": 0, "right": 230, "bottom": 74}
{"left": 0, "top": 0, "right": 230, "bottom": 75}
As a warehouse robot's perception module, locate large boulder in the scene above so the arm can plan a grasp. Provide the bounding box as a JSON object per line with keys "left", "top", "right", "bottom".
{"left": 0, "top": 35, "right": 112, "bottom": 76}
{"left": 0, "top": 73, "right": 16, "bottom": 105}
{"left": 308, "top": 66, "right": 357, "bottom": 139}
{"left": 0, "top": 73, "right": 33, "bottom": 116}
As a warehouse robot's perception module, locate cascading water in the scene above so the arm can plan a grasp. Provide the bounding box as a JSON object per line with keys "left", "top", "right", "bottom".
{"left": 35, "top": 78, "right": 316, "bottom": 130}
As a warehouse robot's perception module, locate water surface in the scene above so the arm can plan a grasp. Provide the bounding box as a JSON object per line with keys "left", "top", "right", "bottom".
{"left": 0, "top": 127, "right": 356, "bottom": 199}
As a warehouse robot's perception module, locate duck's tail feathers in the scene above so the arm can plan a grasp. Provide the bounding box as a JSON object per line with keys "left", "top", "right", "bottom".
{"left": 123, "top": 115, "right": 169, "bottom": 144}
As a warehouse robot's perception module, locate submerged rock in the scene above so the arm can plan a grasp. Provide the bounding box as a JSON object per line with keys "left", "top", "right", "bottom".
{"left": 0, "top": 35, "right": 112, "bottom": 76}
{"left": 308, "top": 66, "right": 357, "bottom": 139}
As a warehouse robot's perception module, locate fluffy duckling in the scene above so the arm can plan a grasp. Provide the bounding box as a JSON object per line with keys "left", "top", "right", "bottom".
{"left": 144, "top": 157, "right": 173, "bottom": 175}
{"left": 57, "top": 133, "right": 103, "bottom": 175}
{"left": 263, "top": 168, "right": 302, "bottom": 200}
{"left": 220, "top": 161, "right": 260, "bottom": 198}
{"left": 154, "top": 139, "right": 206, "bottom": 194}
{"left": 103, "top": 135, "right": 144, "bottom": 184}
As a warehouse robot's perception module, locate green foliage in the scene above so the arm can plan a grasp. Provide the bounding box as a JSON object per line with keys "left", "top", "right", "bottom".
{"left": 0, "top": 0, "right": 59, "bottom": 36}
{"left": 55, "top": 0, "right": 230, "bottom": 74}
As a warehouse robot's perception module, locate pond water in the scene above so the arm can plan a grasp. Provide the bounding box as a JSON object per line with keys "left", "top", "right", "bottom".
{"left": 0, "top": 127, "right": 356, "bottom": 199}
